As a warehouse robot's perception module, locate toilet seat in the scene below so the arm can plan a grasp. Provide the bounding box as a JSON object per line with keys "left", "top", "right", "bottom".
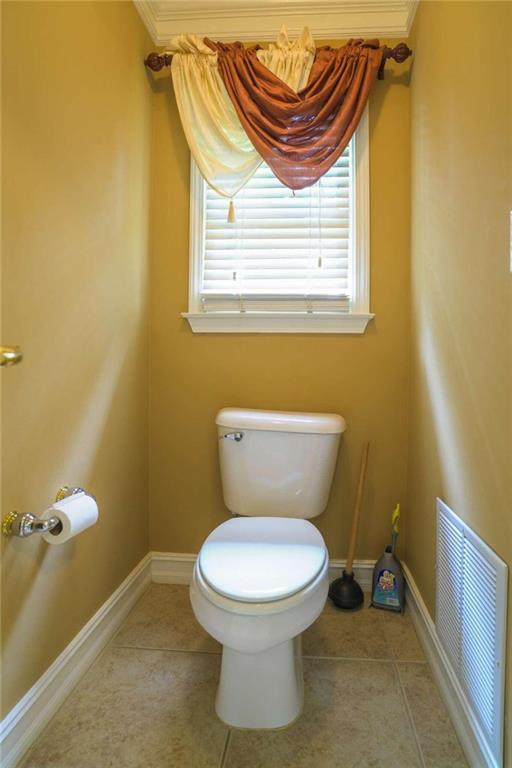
{"left": 194, "top": 555, "right": 328, "bottom": 617}
{"left": 198, "top": 517, "right": 327, "bottom": 604}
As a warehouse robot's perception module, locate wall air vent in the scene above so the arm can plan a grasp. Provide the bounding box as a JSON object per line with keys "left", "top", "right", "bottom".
{"left": 436, "top": 499, "right": 507, "bottom": 768}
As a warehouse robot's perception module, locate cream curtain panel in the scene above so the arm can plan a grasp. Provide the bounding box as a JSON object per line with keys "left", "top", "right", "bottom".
{"left": 168, "top": 28, "right": 315, "bottom": 199}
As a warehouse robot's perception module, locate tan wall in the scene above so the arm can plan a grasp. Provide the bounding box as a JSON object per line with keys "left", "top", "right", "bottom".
{"left": 148, "top": 47, "right": 411, "bottom": 561}
{"left": 407, "top": 1, "right": 512, "bottom": 762}
{"left": 1, "top": 2, "right": 152, "bottom": 715}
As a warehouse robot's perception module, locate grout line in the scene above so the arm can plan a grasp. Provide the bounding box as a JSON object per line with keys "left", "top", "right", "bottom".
{"left": 219, "top": 730, "right": 231, "bottom": 768}
{"left": 112, "top": 643, "right": 430, "bottom": 664}
{"left": 390, "top": 657, "right": 428, "bottom": 665}
{"left": 303, "top": 655, "right": 393, "bottom": 662}
{"left": 394, "top": 661, "right": 427, "bottom": 768}
{"left": 302, "top": 654, "right": 428, "bottom": 663}
{"left": 114, "top": 644, "right": 222, "bottom": 655}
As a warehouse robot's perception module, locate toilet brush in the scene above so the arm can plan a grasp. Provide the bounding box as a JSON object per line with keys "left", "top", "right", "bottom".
{"left": 328, "top": 442, "right": 369, "bottom": 610}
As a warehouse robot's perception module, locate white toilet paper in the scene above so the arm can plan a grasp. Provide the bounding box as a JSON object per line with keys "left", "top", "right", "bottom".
{"left": 42, "top": 492, "right": 98, "bottom": 545}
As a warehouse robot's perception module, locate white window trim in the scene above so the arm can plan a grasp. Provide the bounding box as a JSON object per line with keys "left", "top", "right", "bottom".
{"left": 182, "top": 106, "right": 373, "bottom": 334}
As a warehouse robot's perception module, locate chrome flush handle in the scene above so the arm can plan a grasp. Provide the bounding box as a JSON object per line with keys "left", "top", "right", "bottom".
{"left": 220, "top": 431, "right": 244, "bottom": 442}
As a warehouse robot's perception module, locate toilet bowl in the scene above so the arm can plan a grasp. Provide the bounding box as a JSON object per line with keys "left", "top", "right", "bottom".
{"left": 190, "top": 517, "right": 329, "bottom": 729}
{"left": 191, "top": 408, "right": 346, "bottom": 730}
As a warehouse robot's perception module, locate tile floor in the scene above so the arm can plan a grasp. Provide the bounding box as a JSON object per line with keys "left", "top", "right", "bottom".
{"left": 20, "top": 584, "right": 468, "bottom": 768}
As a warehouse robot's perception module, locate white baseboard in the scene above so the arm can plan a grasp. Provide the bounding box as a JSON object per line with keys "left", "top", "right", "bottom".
{"left": 151, "top": 551, "right": 376, "bottom": 590}
{"left": 328, "top": 558, "right": 375, "bottom": 590}
{"left": 0, "top": 553, "right": 152, "bottom": 768}
{"left": 151, "top": 551, "right": 196, "bottom": 584}
{"left": 403, "top": 562, "right": 498, "bottom": 768}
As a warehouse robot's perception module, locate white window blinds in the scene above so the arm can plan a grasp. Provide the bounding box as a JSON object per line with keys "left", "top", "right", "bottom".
{"left": 198, "top": 143, "right": 353, "bottom": 313}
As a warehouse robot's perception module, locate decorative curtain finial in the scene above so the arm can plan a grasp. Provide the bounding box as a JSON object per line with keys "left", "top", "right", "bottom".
{"left": 378, "top": 43, "right": 413, "bottom": 79}
{"left": 144, "top": 52, "right": 172, "bottom": 71}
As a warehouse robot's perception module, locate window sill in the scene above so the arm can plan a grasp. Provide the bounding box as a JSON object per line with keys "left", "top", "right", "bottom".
{"left": 182, "top": 312, "right": 374, "bottom": 334}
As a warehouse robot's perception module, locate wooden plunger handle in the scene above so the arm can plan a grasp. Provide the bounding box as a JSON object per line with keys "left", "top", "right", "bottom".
{"left": 345, "top": 442, "right": 370, "bottom": 574}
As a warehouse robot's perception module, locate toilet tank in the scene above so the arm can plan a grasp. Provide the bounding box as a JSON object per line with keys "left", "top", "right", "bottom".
{"left": 216, "top": 408, "right": 346, "bottom": 519}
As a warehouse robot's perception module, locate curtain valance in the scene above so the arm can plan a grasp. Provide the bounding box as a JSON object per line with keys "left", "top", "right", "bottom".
{"left": 147, "top": 30, "right": 412, "bottom": 198}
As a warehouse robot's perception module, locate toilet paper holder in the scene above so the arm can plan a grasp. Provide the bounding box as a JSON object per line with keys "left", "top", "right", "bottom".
{"left": 2, "top": 486, "right": 93, "bottom": 538}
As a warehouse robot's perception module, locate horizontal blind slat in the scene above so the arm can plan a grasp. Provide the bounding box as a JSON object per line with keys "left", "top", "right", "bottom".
{"left": 204, "top": 251, "right": 349, "bottom": 260}
{"left": 205, "top": 228, "right": 349, "bottom": 237}
{"left": 207, "top": 194, "right": 350, "bottom": 202}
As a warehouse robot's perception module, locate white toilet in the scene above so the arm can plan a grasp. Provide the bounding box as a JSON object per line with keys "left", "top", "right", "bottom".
{"left": 190, "top": 407, "right": 346, "bottom": 730}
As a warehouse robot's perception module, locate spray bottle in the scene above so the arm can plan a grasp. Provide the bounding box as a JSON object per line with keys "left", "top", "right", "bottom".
{"left": 371, "top": 504, "right": 405, "bottom": 612}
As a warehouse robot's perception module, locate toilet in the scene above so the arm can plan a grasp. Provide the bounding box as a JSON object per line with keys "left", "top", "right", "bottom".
{"left": 190, "top": 407, "right": 346, "bottom": 730}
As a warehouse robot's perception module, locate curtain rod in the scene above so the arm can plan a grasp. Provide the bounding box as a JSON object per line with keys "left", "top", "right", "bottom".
{"left": 144, "top": 42, "right": 412, "bottom": 80}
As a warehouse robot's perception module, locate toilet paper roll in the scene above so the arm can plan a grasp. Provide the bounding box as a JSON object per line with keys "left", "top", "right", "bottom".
{"left": 42, "top": 492, "right": 98, "bottom": 545}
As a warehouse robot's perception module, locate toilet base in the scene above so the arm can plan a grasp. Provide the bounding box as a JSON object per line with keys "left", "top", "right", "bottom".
{"left": 215, "top": 636, "right": 303, "bottom": 729}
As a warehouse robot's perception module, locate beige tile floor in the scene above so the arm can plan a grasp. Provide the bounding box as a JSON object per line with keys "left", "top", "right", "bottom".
{"left": 21, "top": 584, "right": 468, "bottom": 768}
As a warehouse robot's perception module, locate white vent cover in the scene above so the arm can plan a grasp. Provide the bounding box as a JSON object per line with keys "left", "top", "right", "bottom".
{"left": 436, "top": 498, "right": 507, "bottom": 768}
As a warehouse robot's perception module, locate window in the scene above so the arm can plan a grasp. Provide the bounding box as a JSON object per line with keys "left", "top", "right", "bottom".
{"left": 183, "top": 107, "right": 372, "bottom": 334}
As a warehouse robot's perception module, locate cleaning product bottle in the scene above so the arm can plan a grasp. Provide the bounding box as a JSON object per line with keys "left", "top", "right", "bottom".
{"left": 371, "top": 504, "right": 405, "bottom": 612}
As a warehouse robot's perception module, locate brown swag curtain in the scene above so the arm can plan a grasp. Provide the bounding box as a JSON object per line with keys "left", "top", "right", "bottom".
{"left": 208, "top": 38, "right": 384, "bottom": 190}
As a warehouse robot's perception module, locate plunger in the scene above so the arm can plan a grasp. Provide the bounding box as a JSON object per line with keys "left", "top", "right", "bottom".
{"left": 328, "top": 442, "right": 370, "bottom": 610}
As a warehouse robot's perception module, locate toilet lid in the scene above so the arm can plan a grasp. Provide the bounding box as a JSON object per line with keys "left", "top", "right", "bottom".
{"left": 198, "top": 517, "right": 327, "bottom": 603}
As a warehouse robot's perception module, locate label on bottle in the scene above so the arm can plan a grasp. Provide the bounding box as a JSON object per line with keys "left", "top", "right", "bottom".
{"left": 373, "top": 568, "right": 400, "bottom": 607}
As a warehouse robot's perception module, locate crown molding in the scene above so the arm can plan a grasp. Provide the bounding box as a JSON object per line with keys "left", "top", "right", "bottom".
{"left": 134, "top": 0, "right": 418, "bottom": 46}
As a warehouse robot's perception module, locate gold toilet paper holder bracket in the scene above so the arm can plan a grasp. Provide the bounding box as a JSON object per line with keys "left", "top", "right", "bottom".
{"left": 2, "top": 486, "right": 91, "bottom": 538}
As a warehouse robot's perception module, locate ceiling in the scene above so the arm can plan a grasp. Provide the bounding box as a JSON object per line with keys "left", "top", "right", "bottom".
{"left": 134, "top": 0, "right": 418, "bottom": 45}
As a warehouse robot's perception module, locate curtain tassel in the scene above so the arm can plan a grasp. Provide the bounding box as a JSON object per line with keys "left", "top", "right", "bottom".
{"left": 227, "top": 199, "right": 236, "bottom": 223}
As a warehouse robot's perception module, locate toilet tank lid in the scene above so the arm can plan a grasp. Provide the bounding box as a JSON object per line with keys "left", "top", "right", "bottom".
{"left": 216, "top": 408, "right": 346, "bottom": 434}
